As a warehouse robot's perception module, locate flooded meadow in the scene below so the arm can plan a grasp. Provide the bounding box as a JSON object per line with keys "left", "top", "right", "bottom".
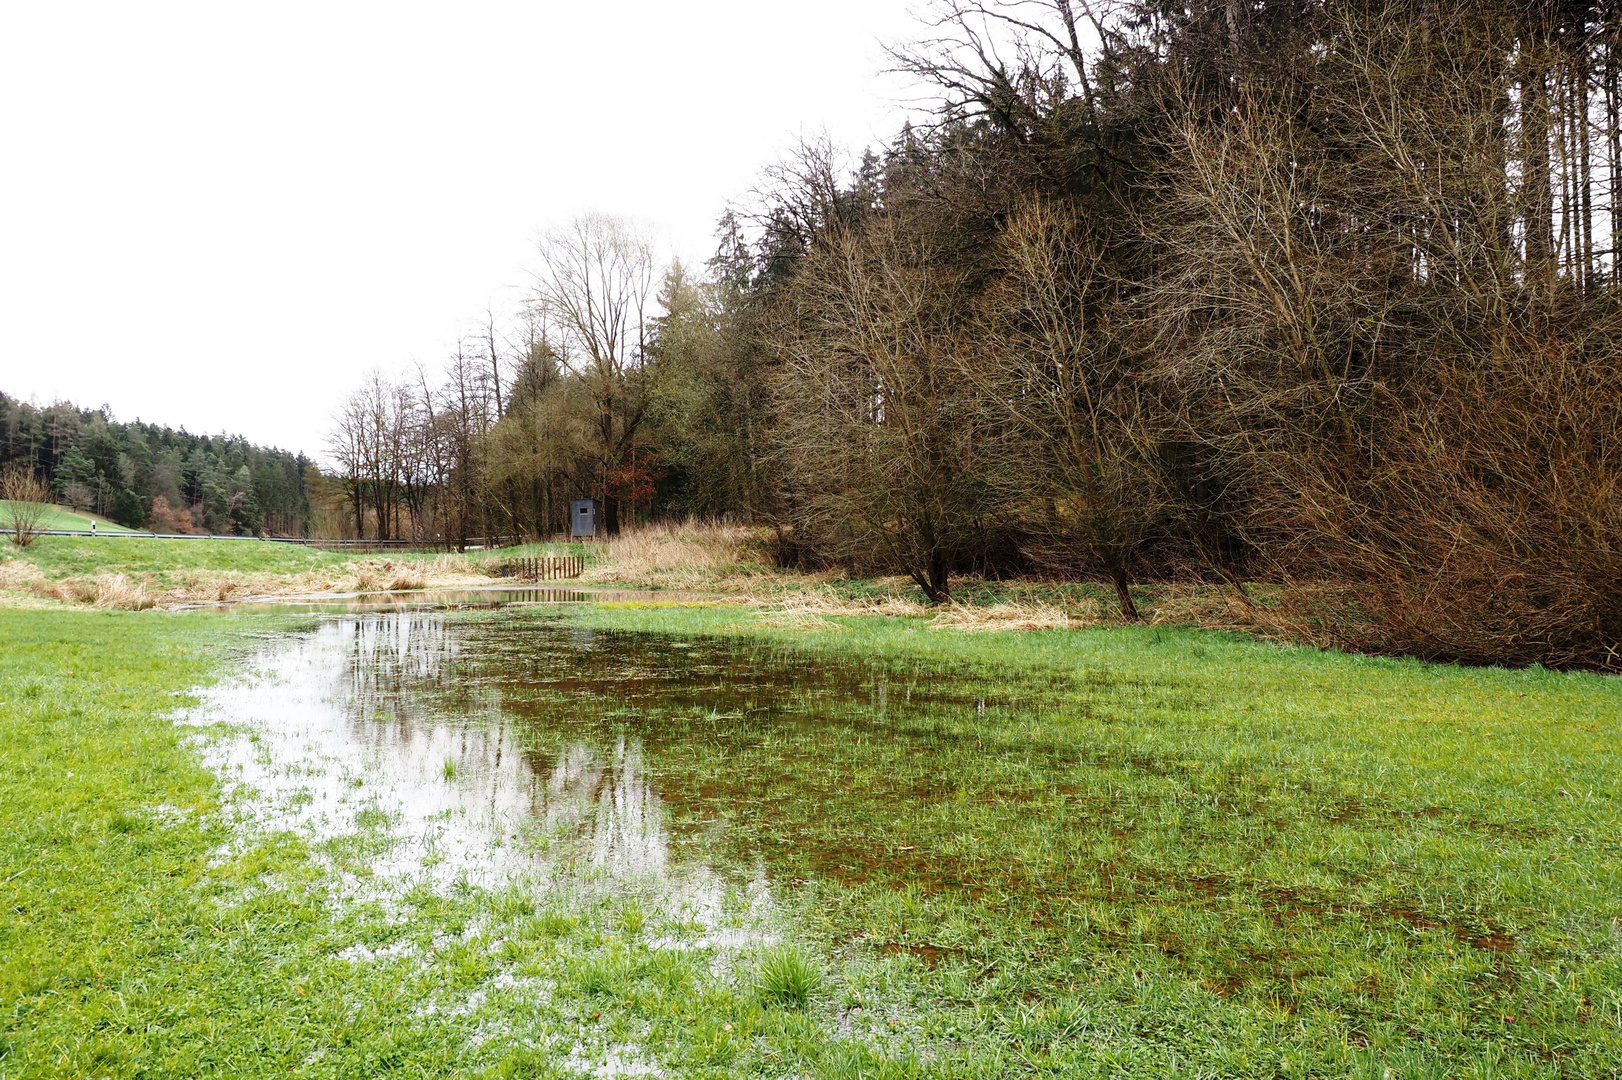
{"left": 168, "top": 600, "right": 1622, "bottom": 1077}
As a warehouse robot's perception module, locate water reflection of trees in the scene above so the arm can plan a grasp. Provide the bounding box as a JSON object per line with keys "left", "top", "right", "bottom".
{"left": 343, "top": 612, "right": 454, "bottom": 687}
{"left": 537, "top": 738, "right": 667, "bottom": 876}
{"left": 335, "top": 612, "right": 469, "bottom": 727}
{"left": 320, "top": 613, "right": 669, "bottom": 880}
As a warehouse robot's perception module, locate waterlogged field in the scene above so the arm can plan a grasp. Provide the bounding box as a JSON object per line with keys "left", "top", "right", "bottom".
{"left": 2, "top": 603, "right": 1620, "bottom": 1078}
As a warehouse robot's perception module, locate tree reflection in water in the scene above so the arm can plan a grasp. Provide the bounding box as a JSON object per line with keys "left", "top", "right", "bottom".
{"left": 191, "top": 612, "right": 689, "bottom": 897}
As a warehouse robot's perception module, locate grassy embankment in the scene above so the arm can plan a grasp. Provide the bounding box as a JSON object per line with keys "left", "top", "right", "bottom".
{"left": 2, "top": 588, "right": 1619, "bottom": 1076}
{"left": 0, "top": 500, "right": 136, "bottom": 533}
{"left": 0, "top": 535, "right": 498, "bottom": 609}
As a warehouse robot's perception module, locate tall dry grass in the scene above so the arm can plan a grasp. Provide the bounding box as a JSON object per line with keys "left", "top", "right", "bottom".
{"left": 583, "top": 521, "right": 781, "bottom": 587}
{"left": 929, "top": 599, "right": 1087, "bottom": 632}
{"left": 753, "top": 585, "right": 1102, "bottom": 633}
{"left": 0, "top": 559, "right": 48, "bottom": 594}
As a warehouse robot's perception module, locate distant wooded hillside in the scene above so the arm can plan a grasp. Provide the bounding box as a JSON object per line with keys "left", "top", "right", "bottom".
{"left": 0, "top": 393, "right": 313, "bottom": 536}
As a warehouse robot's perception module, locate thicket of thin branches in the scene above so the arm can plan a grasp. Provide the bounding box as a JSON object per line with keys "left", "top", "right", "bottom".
{"left": 2, "top": 463, "right": 51, "bottom": 547}
{"left": 756, "top": 0, "right": 1622, "bottom": 668}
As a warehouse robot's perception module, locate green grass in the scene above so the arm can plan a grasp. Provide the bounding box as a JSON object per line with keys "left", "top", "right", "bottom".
{"left": 4, "top": 601, "right": 1620, "bottom": 1078}
{"left": 754, "top": 947, "right": 823, "bottom": 1009}
{"left": 540, "top": 605, "right": 1622, "bottom": 1076}
{"left": 0, "top": 610, "right": 888, "bottom": 1078}
{"left": 0, "top": 500, "right": 136, "bottom": 533}
{"left": 0, "top": 610, "right": 360, "bottom": 1076}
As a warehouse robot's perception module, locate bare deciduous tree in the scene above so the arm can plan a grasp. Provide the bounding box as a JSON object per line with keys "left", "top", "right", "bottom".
{"left": 530, "top": 213, "right": 657, "bottom": 534}
{"left": 772, "top": 216, "right": 988, "bottom": 602}
{"left": 2, "top": 463, "right": 52, "bottom": 547}
{"left": 975, "top": 199, "right": 1161, "bottom": 618}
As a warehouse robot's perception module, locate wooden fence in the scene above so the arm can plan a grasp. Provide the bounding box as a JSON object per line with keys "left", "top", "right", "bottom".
{"left": 497, "top": 555, "right": 584, "bottom": 581}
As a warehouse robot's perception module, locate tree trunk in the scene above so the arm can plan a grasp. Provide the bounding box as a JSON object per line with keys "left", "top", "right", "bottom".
{"left": 1110, "top": 561, "right": 1140, "bottom": 621}
{"left": 913, "top": 548, "right": 950, "bottom": 604}
{"left": 1524, "top": 63, "right": 1555, "bottom": 280}
{"left": 1579, "top": 49, "right": 1595, "bottom": 293}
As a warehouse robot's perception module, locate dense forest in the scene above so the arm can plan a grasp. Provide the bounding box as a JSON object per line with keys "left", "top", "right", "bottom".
{"left": 329, "top": 0, "right": 1622, "bottom": 669}
{"left": 0, "top": 393, "right": 312, "bottom": 536}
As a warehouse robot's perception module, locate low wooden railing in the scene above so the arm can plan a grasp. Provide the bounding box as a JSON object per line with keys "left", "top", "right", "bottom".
{"left": 496, "top": 555, "right": 584, "bottom": 581}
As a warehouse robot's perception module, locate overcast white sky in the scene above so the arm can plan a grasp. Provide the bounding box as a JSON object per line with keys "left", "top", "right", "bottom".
{"left": 0, "top": 1, "right": 928, "bottom": 460}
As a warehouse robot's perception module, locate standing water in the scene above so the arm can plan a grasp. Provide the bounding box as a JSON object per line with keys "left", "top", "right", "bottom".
{"left": 185, "top": 604, "right": 1006, "bottom": 953}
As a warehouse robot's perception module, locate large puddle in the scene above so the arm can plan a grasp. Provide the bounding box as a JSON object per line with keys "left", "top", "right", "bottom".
{"left": 165, "top": 603, "right": 1609, "bottom": 1074}
{"left": 187, "top": 600, "right": 1130, "bottom": 993}
{"left": 186, "top": 605, "right": 1026, "bottom": 951}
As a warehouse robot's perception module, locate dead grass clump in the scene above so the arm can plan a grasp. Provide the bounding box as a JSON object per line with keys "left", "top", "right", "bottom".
{"left": 0, "top": 560, "right": 60, "bottom": 609}
{"left": 1, "top": 568, "right": 95, "bottom": 606}
{"left": 756, "top": 610, "right": 840, "bottom": 631}
{"left": 1143, "top": 583, "right": 1324, "bottom": 646}
{"left": 928, "top": 599, "right": 1093, "bottom": 632}
{"left": 1146, "top": 585, "right": 1265, "bottom": 633}
{"left": 92, "top": 573, "right": 155, "bottom": 611}
{"left": 0, "top": 558, "right": 48, "bottom": 593}
{"left": 771, "top": 588, "right": 930, "bottom": 619}
{"left": 421, "top": 554, "right": 470, "bottom": 579}
{"left": 584, "top": 521, "right": 774, "bottom": 586}
{"left": 389, "top": 568, "right": 427, "bottom": 591}
{"left": 348, "top": 563, "right": 386, "bottom": 592}
{"left": 347, "top": 560, "right": 429, "bottom": 593}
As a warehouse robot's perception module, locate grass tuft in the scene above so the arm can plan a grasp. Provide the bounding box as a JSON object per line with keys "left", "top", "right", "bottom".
{"left": 619, "top": 898, "right": 647, "bottom": 936}
{"left": 754, "top": 946, "right": 822, "bottom": 1009}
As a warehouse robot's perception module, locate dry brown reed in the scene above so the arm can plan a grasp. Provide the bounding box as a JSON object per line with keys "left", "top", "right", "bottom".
{"left": 583, "top": 521, "right": 785, "bottom": 588}
{"left": 349, "top": 559, "right": 430, "bottom": 593}
{"left": 91, "top": 573, "right": 155, "bottom": 611}
{"left": 928, "top": 599, "right": 1089, "bottom": 632}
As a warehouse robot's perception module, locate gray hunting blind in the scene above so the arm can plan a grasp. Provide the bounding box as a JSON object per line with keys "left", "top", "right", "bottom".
{"left": 571, "top": 498, "right": 602, "bottom": 539}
